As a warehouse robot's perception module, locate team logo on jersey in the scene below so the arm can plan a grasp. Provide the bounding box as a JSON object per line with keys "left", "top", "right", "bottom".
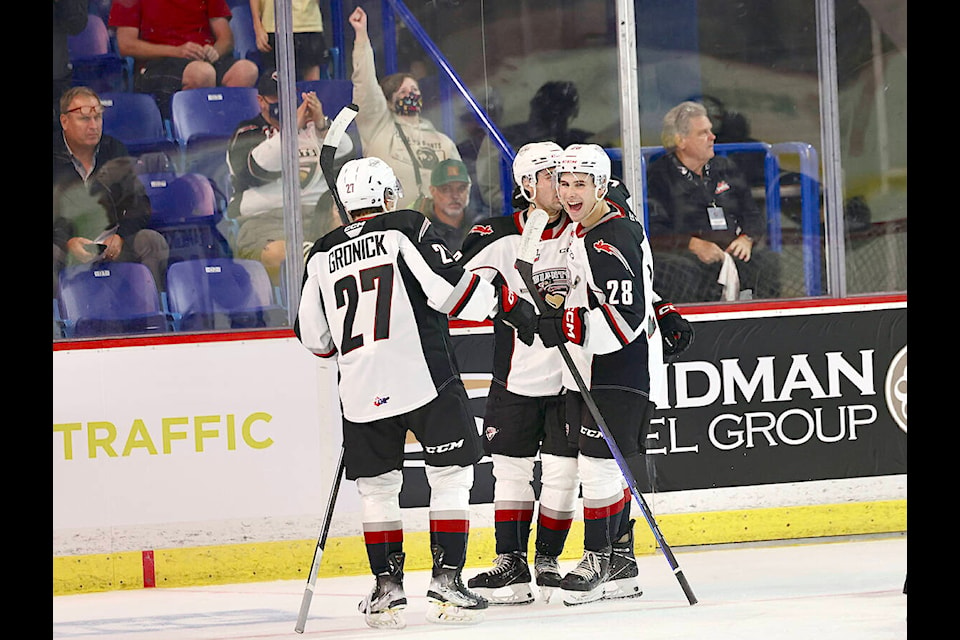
{"left": 715, "top": 180, "right": 731, "bottom": 194}
{"left": 592, "top": 239, "right": 634, "bottom": 276}
{"left": 469, "top": 224, "right": 494, "bottom": 236}
{"left": 374, "top": 396, "right": 390, "bottom": 407}
{"left": 485, "top": 426, "right": 499, "bottom": 441}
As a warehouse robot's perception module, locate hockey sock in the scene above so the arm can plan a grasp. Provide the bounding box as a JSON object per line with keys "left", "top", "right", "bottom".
{"left": 494, "top": 505, "right": 533, "bottom": 555}
{"left": 357, "top": 471, "right": 404, "bottom": 575}
{"left": 426, "top": 464, "right": 474, "bottom": 570}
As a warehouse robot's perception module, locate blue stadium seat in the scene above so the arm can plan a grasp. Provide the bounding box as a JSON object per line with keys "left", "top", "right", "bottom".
{"left": 57, "top": 262, "right": 169, "bottom": 338}
{"left": 99, "top": 92, "right": 176, "bottom": 158}
{"left": 170, "top": 87, "right": 260, "bottom": 200}
{"left": 165, "top": 258, "right": 287, "bottom": 331}
{"left": 68, "top": 14, "right": 130, "bottom": 93}
{"left": 139, "top": 172, "right": 232, "bottom": 265}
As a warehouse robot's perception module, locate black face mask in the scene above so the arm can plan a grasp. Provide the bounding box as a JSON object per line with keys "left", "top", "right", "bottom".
{"left": 394, "top": 91, "right": 423, "bottom": 116}
{"left": 268, "top": 101, "right": 281, "bottom": 122}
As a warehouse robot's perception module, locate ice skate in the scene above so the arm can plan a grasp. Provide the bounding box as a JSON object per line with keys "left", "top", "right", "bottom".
{"left": 426, "top": 546, "right": 488, "bottom": 624}
{"left": 534, "top": 553, "right": 562, "bottom": 603}
{"left": 559, "top": 549, "right": 610, "bottom": 606}
{"left": 357, "top": 551, "right": 407, "bottom": 629}
{"left": 467, "top": 551, "right": 534, "bottom": 605}
{"left": 604, "top": 520, "right": 642, "bottom": 600}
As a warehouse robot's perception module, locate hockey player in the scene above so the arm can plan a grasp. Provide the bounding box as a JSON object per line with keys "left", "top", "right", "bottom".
{"left": 459, "top": 142, "right": 581, "bottom": 605}
{"left": 537, "top": 143, "right": 669, "bottom": 606}
{"left": 295, "top": 156, "right": 538, "bottom": 628}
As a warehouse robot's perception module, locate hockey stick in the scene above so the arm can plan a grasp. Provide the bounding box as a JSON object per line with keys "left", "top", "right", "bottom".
{"left": 295, "top": 448, "right": 346, "bottom": 633}
{"left": 514, "top": 209, "right": 698, "bottom": 606}
{"left": 295, "top": 104, "right": 359, "bottom": 634}
{"left": 319, "top": 103, "right": 360, "bottom": 226}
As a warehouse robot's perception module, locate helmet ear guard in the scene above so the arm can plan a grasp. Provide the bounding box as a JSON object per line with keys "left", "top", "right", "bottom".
{"left": 513, "top": 141, "right": 563, "bottom": 203}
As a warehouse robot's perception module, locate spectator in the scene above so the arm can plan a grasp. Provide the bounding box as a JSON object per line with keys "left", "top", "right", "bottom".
{"left": 53, "top": 0, "right": 89, "bottom": 131}
{"left": 226, "top": 70, "right": 354, "bottom": 284}
{"left": 414, "top": 159, "right": 481, "bottom": 252}
{"left": 476, "top": 81, "right": 594, "bottom": 213}
{"left": 646, "top": 101, "right": 781, "bottom": 303}
{"left": 347, "top": 6, "right": 461, "bottom": 210}
{"left": 109, "top": 0, "right": 259, "bottom": 119}
{"left": 54, "top": 87, "right": 169, "bottom": 294}
{"left": 249, "top": 0, "right": 328, "bottom": 82}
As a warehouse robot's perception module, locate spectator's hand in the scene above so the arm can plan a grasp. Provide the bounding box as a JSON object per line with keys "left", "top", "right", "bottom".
{"left": 688, "top": 236, "right": 725, "bottom": 264}
{"left": 102, "top": 234, "right": 123, "bottom": 261}
{"left": 302, "top": 92, "right": 328, "bottom": 129}
{"left": 296, "top": 97, "right": 311, "bottom": 130}
{"left": 349, "top": 7, "right": 368, "bottom": 38}
{"left": 177, "top": 42, "right": 207, "bottom": 60}
{"left": 654, "top": 300, "right": 694, "bottom": 358}
{"left": 252, "top": 21, "right": 271, "bottom": 52}
{"left": 66, "top": 238, "right": 98, "bottom": 264}
{"left": 726, "top": 234, "right": 753, "bottom": 262}
{"left": 202, "top": 44, "right": 220, "bottom": 63}
{"left": 493, "top": 285, "right": 537, "bottom": 346}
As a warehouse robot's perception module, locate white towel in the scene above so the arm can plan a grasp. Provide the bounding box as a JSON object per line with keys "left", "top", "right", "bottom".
{"left": 717, "top": 253, "right": 741, "bottom": 301}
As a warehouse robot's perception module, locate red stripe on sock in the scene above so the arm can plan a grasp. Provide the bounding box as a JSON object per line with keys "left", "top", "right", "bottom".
{"left": 537, "top": 514, "right": 574, "bottom": 531}
{"left": 495, "top": 508, "right": 534, "bottom": 523}
{"left": 142, "top": 549, "right": 156, "bottom": 588}
{"left": 363, "top": 529, "right": 404, "bottom": 545}
{"left": 430, "top": 518, "right": 470, "bottom": 533}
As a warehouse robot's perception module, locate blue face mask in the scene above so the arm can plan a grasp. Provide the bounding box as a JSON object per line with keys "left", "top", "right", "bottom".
{"left": 394, "top": 91, "right": 423, "bottom": 116}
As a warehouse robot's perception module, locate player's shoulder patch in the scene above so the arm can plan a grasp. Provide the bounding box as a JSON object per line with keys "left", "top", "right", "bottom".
{"left": 460, "top": 213, "right": 521, "bottom": 256}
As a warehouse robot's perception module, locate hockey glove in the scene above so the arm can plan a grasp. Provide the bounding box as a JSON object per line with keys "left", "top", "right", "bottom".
{"left": 494, "top": 284, "right": 537, "bottom": 346}
{"left": 654, "top": 300, "right": 694, "bottom": 357}
{"left": 537, "top": 303, "right": 586, "bottom": 348}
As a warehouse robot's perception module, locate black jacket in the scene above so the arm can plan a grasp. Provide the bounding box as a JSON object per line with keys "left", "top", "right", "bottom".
{"left": 53, "top": 132, "right": 149, "bottom": 250}
{"left": 646, "top": 152, "right": 765, "bottom": 253}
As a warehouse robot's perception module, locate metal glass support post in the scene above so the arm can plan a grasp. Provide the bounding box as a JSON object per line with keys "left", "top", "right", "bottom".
{"left": 276, "top": 0, "right": 305, "bottom": 321}
{"left": 815, "top": 0, "right": 847, "bottom": 297}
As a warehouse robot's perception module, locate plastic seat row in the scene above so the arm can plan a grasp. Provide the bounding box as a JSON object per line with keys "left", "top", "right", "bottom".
{"left": 54, "top": 258, "right": 287, "bottom": 338}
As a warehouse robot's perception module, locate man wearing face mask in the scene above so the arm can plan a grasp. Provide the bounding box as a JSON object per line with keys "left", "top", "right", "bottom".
{"left": 348, "top": 6, "right": 462, "bottom": 210}
{"left": 226, "top": 70, "right": 355, "bottom": 284}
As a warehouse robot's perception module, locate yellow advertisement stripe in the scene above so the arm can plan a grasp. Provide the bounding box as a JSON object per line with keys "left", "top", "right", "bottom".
{"left": 53, "top": 499, "right": 905, "bottom": 596}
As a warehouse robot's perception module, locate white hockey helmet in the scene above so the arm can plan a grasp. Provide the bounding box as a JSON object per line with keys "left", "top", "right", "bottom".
{"left": 513, "top": 141, "right": 563, "bottom": 203}
{"left": 336, "top": 157, "right": 404, "bottom": 213}
{"left": 556, "top": 143, "right": 611, "bottom": 198}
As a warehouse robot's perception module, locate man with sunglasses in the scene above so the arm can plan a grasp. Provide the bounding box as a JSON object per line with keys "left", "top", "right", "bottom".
{"left": 415, "top": 159, "right": 480, "bottom": 252}
{"left": 53, "top": 86, "right": 168, "bottom": 296}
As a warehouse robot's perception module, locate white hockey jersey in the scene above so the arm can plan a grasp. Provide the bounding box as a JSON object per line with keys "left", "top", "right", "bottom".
{"left": 460, "top": 210, "right": 573, "bottom": 397}
{"left": 296, "top": 209, "right": 499, "bottom": 423}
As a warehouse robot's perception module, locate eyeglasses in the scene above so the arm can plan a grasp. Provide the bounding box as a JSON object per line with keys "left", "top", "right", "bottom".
{"left": 66, "top": 105, "right": 105, "bottom": 117}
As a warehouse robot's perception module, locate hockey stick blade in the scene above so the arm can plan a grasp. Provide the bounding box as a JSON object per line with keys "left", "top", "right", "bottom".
{"left": 513, "top": 211, "right": 698, "bottom": 606}
{"left": 516, "top": 208, "right": 549, "bottom": 267}
{"left": 319, "top": 104, "right": 359, "bottom": 226}
{"left": 295, "top": 448, "right": 346, "bottom": 633}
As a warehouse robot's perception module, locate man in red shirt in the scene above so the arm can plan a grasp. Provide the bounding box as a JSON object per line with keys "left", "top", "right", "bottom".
{"left": 110, "top": 0, "right": 258, "bottom": 116}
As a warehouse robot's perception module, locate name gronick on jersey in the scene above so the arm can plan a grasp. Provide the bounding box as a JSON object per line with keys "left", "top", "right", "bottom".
{"left": 296, "top": 209, "right": 499, "bottom": 423}
{"left": 460, "top": 210, "right": 572, "bottom": 397}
